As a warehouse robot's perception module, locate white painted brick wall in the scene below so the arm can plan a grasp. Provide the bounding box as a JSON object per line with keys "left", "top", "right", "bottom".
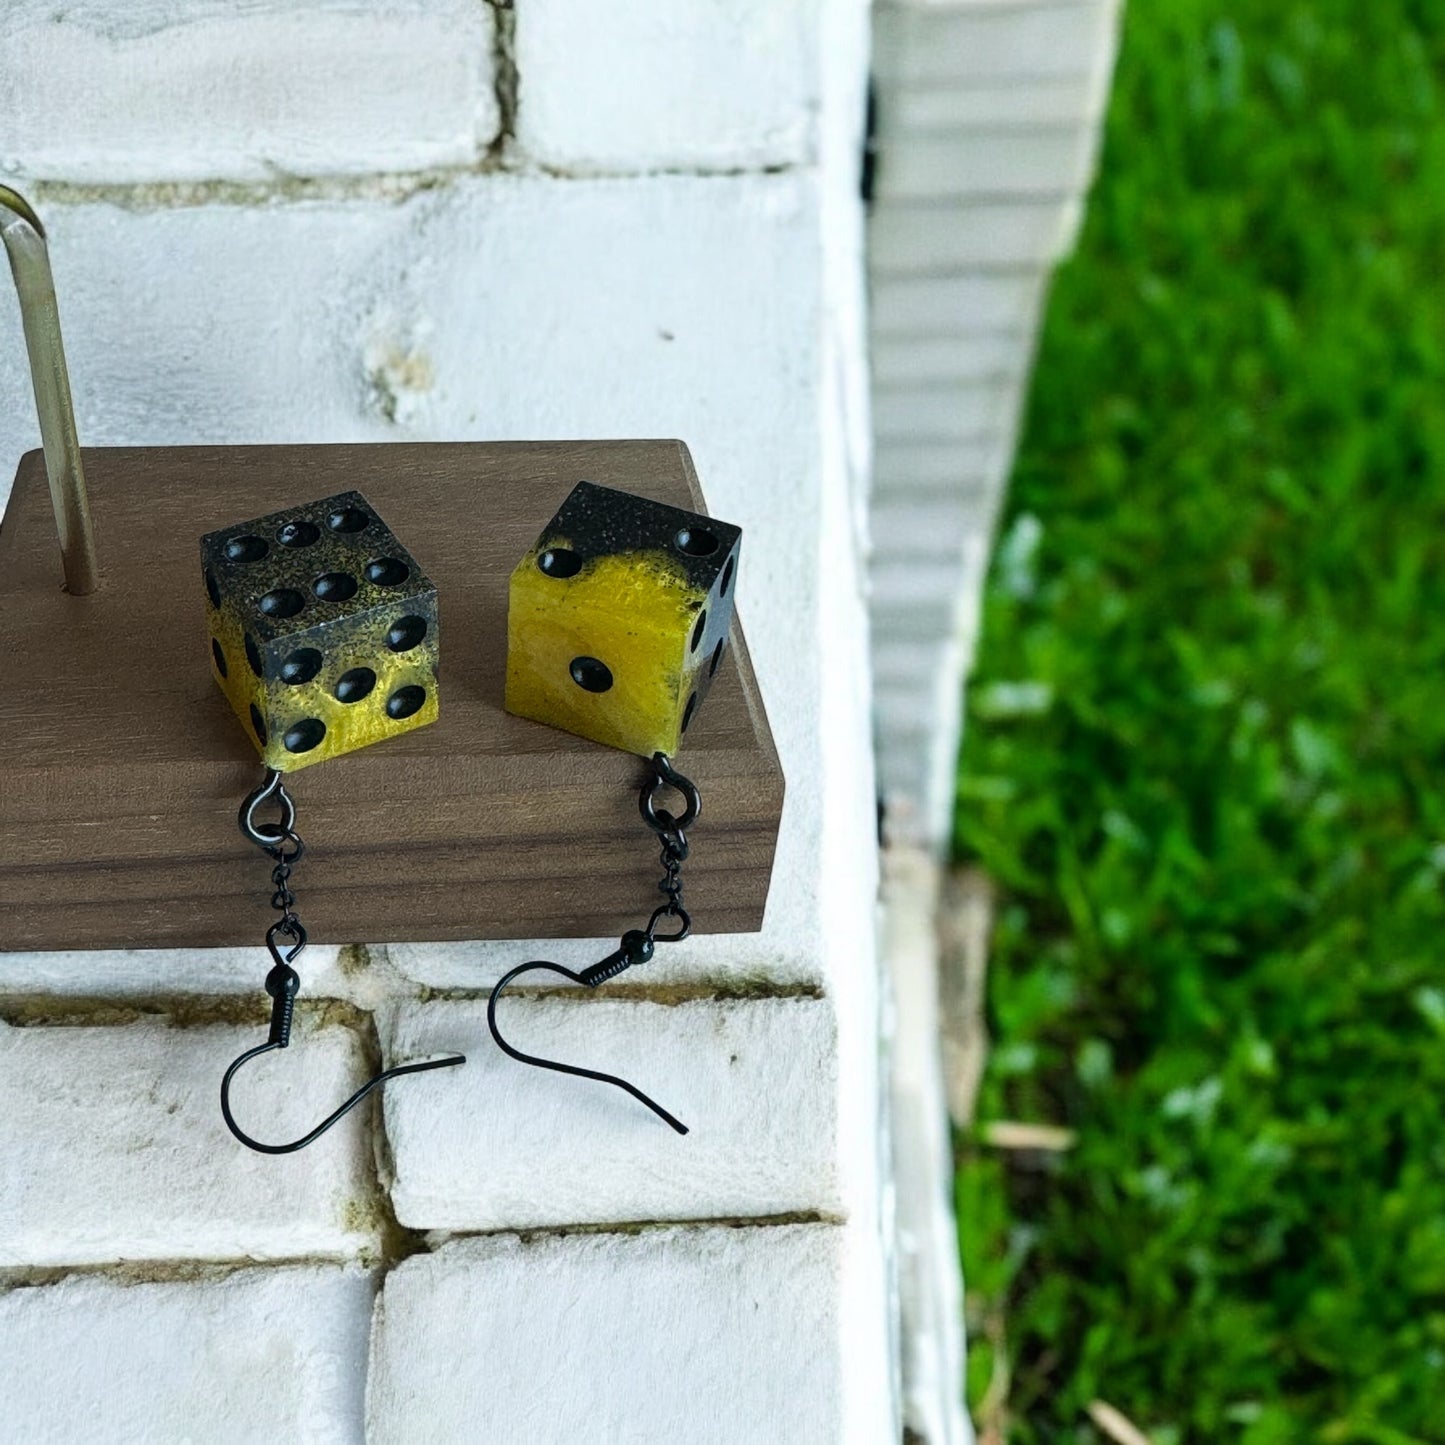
{"left": 0, "top": 1, "right": 891, "bottom": 1439}
{"left": 0, "top": 1266, "right": 374, "bottom": 1444}
{"left": 2, "top": 943, "right": 347, "bottom": 997}
{"left": 0, "top": 1017, "right": 377, "bottom": 1266}
{"left": 0, "top": 1, "right": 500, "bottom": 184}
{"left": 383, "top": 996, "right": 839, "bottom": 1230}
{"left": 368, "top": 1227, "right": 852, "bottom": 1444}
{"left": 513, "top": 0, "right": 821, "bottom": 172}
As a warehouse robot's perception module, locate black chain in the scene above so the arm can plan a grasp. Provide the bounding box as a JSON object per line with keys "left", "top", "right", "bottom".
{"left": 238, "top": 769, "right": 308, "bottom": 1044}
{"left": 638, "top": 752, "right": 699, "bottom": 945}
{"left": 568, "top": 754, "right": 701, "bottom": 986}
{"left": 643, "top": 829, "right": 689, "bottom": 942}
{"left": 223, "top": 769, "right": 468, "bottom": 1154}
{"left": 267, "top": 833, "right": 303, "bottom": 934}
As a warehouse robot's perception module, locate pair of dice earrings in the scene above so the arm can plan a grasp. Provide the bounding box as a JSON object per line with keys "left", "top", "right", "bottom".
{"left": 205, "top": 482, "right": 739, "bottom": 1153}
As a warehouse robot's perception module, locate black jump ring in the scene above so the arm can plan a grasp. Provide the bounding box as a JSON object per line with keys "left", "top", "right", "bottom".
{"left": 240, "top": 770, "right": 299, "bottom": 851}
{"left": 639, "top": 753, "right": 701, "bottom": 836}
{"left": 262, "top": 828, "right": 305, "bottom": 865}
{"left": 266, "top": 915, "right": 308, "bottom": 966}
{"left": 646, "top": 903, "right": 692, "bottom": 943}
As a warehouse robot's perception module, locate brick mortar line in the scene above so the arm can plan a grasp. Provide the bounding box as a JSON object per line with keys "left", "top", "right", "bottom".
{"left": 417, "top": 981, "right": 826, "bottom": 1006}
{"left": 425, "top": 1211, "right": 844, "bottom": 1247}
{"left": 15, "top": 160, "right": 807, "bottom": 215}
{"left": 0, "top": 1214, "right": 844, "bottom": 1294}
{"left": 485, "top": 0, "right": 518, "bottom": 159}
{"left": 352, "top": 1002, "right": 445, "bottom": 1271}
{"left": 0, "top": 1254, "right": 380, "bottom": 1293}
{"left": 0, "top": 981, "right": 825, "bottom": 1027}
{"left": 0, "top": 994, "right": 361, "bottom": 1030}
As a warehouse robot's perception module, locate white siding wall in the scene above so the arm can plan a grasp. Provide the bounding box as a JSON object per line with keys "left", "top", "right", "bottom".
{"left": 867, "top": 4, "right": 1122, "bottom": 1440}
{"left": 869, "top": 0, "right": 1122, "bottom": 846}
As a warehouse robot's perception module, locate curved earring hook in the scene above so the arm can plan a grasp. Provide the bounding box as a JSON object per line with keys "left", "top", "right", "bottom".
{"left": 220, "top": 924, "right": 465, "bottom": 1155}
{"left": 487, "top": 939, "right": 689, "bottom": 1136}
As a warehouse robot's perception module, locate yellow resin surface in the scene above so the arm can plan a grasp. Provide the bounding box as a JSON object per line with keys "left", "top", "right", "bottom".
{"left": 209, "top": 601, "right": 438, "bottom": 772}
{"left": 506, "top": 544, "right": 708, "bottom": 757}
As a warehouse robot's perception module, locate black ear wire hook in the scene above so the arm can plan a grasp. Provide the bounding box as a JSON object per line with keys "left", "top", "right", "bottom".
{"left": 487, "top": 930, "right": 689, "bottom": 1136}
{"left": 486, "top": 753, "right": 700, "bottom": 1135}
{"left": 220, "top": 920, "right": 465, "bottom": 1155}
{"left": 222, "top": 770, "right": 466, "bottom": 1155}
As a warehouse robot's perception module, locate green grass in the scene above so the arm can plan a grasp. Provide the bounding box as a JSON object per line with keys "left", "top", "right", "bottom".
{"left": 951, "top": 2, "right": 1445, "bottom": 1440}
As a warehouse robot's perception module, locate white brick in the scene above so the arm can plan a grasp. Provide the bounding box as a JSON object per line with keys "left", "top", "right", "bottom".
{"left": 0, "top": 176, "right": 816, "bottom": 614}
{"left": 513, "top": 0, "right": 821, "bottom": 170}
{"left": 0, "top": 1266, "right": 373, "bottom": 1444}
{"left": 871, "top": 197, "right": 1082, "bottom": 270}
{"left": 874, "top": 379, "right": 1018, "bottom": 442}
{"left": 871, "top": 270, "right": 1046, "bottom": 336}
{"left": 872, "top": 329, "right": 1032, "bottom": 385}
{"left": 876, "top": 126, "right": 1097, "bottom": 199}
{"left": 0, "top": 180, "right": 819, "bottom": 537}
{"left": 368, "top": 1227, "right": 856, "bottom": 1445}
{"left": 0, "top": 1, "right": 498, "bottom": 184}
{"left": 383, "top": 996, "right": 837, "bottom": 1230}
{"left": 878, "top": 2, "right": 1118, "bottom": 86}
{"left": 0, "top": 944, "right": 347, "bottom": 998}
{"left": 0, "top": 1018, "right": 378, "bottom": 1265}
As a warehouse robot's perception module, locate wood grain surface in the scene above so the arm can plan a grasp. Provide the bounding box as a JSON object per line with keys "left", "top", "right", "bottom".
{"left": 0, "top": 442, "right": 783, "bottom": 950}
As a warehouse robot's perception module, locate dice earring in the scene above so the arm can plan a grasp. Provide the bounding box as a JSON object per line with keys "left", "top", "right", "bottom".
{"left": 202, "top": 492, "right": 464, "bottom": 1154}
{"left": 490, "top": 482, "right": 743, "bottom": 1134}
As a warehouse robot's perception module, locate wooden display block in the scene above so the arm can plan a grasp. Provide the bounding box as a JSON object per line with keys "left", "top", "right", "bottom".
{"left": 0, "top": 441, "right": 783, "bottom": 951}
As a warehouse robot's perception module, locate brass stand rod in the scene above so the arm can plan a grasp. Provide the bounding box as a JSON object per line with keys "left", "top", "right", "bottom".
{"left": 0, "top": 186, "right": 98, "bottom": 596}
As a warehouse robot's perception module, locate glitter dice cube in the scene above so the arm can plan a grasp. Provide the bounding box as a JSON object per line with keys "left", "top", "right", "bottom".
{"left": 201, "top": 491, "right": 438, "bottom": 771}
{"left": 506, "top": 481, "right": 741, "bottom": 757}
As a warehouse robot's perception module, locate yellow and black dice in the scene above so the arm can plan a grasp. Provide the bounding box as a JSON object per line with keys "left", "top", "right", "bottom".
{"left": 202, "top": 491, "right": 438, "bottom": 772}
{"left": 506, "top": 481, "right": 741, "bottom": 757}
